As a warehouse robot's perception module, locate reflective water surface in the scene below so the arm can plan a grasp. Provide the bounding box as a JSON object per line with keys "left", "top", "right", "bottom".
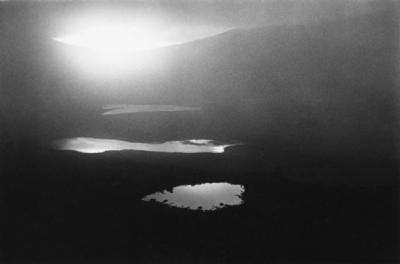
{"left": 102, "top": 104, "right": 200, "bottom": 115}
{"left": 55, "top": 137, "right": 239, "bottom": 154}
{"left": 142, "top": 183, "right": 245, "bottom": 211}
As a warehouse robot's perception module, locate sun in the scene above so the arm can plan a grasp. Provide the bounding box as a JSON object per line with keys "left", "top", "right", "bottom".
{"left": 52, "top": 10, "right": 231, "bottom": 79}
{"left": 53, "top": 22, "right": 177, "bottom": 52}
{"left": 52, "top": 13, "right": 171, "bottom": 78}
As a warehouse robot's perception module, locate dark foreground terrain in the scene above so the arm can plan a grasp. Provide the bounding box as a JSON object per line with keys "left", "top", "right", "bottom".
{"left": 1, "top": 1, "right": 399, "bottom": 263}
{"left": 2, "top": 143, "right": 399, "bottom": 263}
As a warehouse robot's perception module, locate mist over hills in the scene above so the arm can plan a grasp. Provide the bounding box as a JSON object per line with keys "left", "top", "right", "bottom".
{"left": 1, "top": 3, "right": 398, "bottom": 185}
{"left": 78, "top": 8, "right": 398, "bottom": 161}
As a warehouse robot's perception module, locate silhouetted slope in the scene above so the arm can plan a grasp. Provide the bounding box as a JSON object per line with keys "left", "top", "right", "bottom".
{"left": 119, "top": 8, "right": 397, "bottom": 160}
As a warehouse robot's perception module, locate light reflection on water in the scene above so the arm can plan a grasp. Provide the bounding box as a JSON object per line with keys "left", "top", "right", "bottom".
{"left": 142, "top": 183, "right": 245, "bottom": 211}
{"left": 55, "top": 137, "right": 239, "bottom": 154}
{"left": 102, "top": 104, "right": 200, "bottom": 115}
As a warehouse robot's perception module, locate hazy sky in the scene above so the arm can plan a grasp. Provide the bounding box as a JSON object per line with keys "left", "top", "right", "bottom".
{"left": 1, "top": 0, "right": 385, "bottom": 36}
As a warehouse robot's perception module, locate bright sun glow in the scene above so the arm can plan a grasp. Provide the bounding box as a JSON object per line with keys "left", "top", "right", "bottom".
{"left": 53, "top": 24, "right": 178, "bottom": 52}
{"left": 53, "top": 11, "right": 231, "bottom": 78}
